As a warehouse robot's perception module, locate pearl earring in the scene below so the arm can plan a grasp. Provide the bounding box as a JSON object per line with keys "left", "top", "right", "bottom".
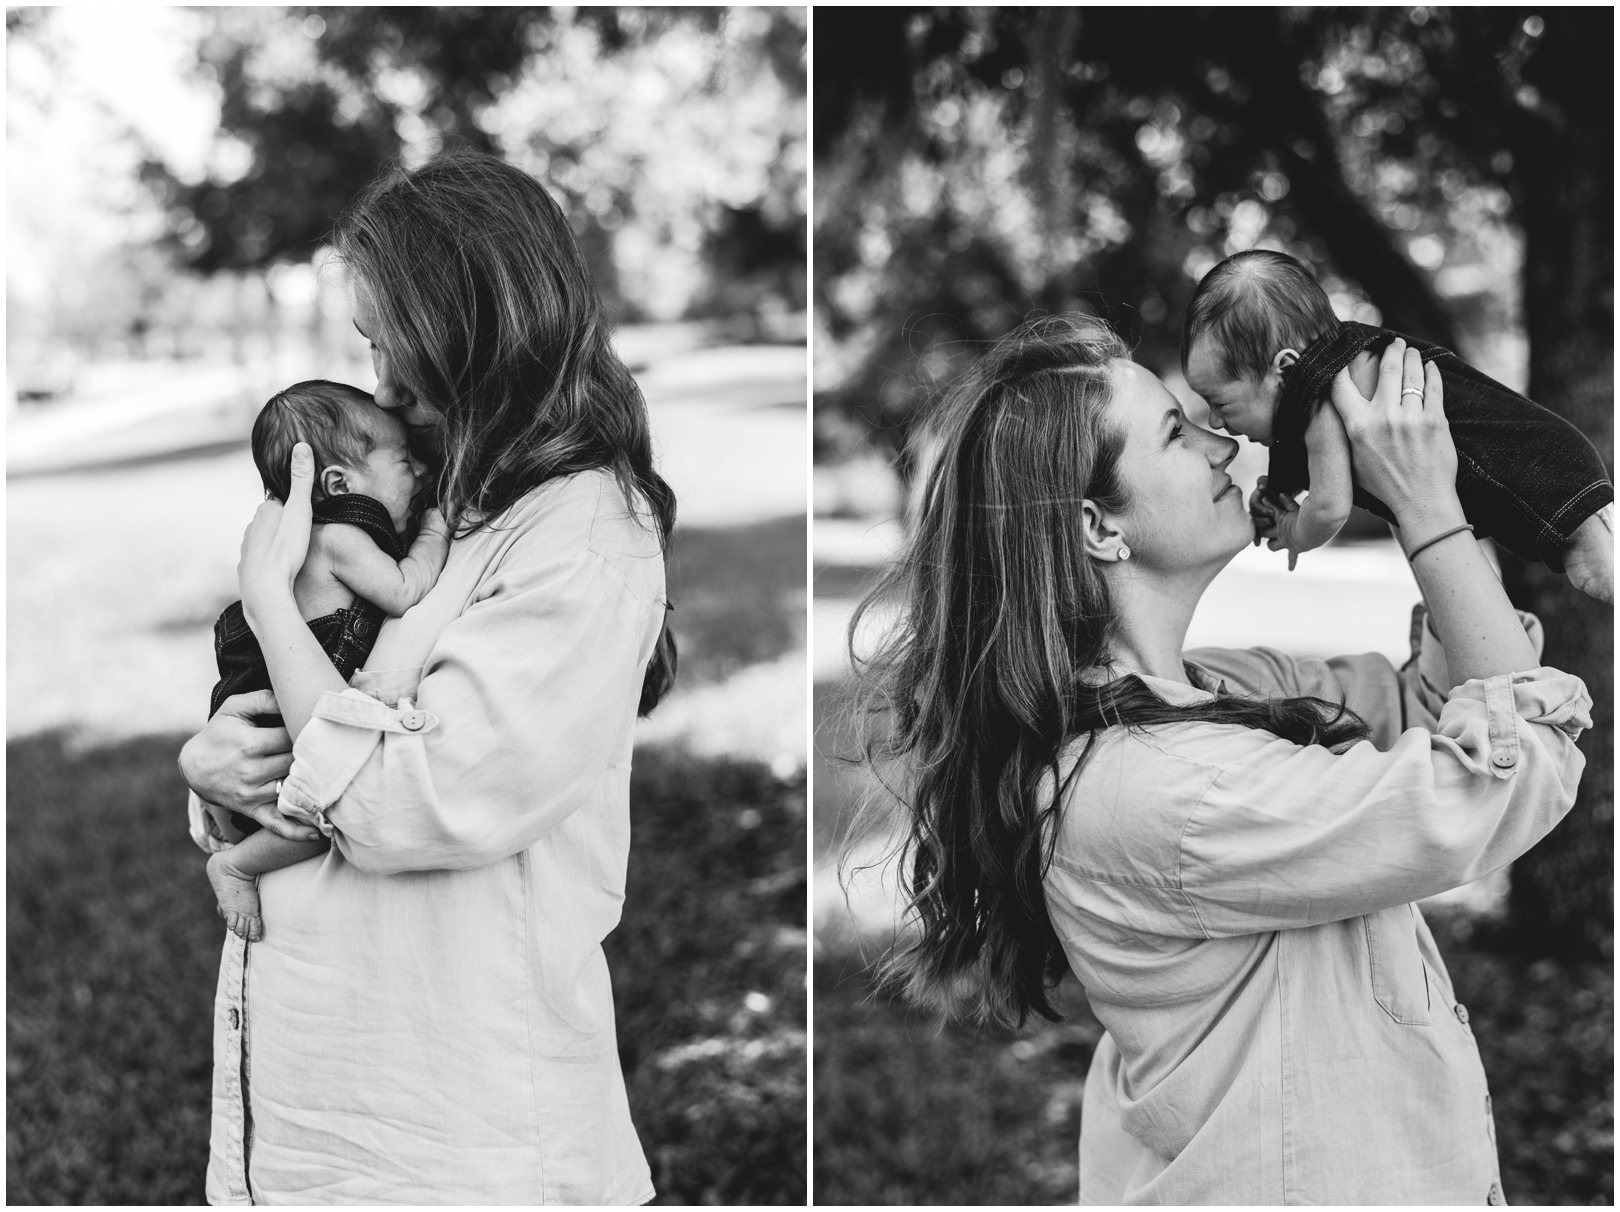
{"left": 1117, "top": 545, "right": 1131, "bottom": 561}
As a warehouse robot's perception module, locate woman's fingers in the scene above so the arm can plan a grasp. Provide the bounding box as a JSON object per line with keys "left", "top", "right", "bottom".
{"left": 242, "top": 800, "right": 322, "bottom": 842}
{"left": 245, "top": 749, "right": 295, "bottom": 785}
{"left": 243, "top": 725, "right": 293, "bottom": 757}
{"left": 282, "top": 443, "right": 315, "bottom": 536}
{"left": 217, "top": 688, "right": 280, "bottom": 721}
{"left": 1374, "top": 337, "right": 1407, "bottom": 406}
{"left": 1423, "top": 358, "right": 1444, "bottom": 416}
{"left": 1400, "top": 346, "right": 1425, "bottom": 408}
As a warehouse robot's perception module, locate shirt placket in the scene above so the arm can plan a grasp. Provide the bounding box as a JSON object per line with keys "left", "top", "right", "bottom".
{"left": 211, "top": 933, "right": 254, "bottom": 1204}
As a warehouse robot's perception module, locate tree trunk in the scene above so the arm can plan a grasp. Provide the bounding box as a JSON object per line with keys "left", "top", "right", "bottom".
{"left": 1501, "top": 8, "right": 1613, "bottom": 961}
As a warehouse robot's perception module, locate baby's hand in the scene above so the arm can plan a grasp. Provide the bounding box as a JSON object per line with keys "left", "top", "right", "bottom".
{"left": 1249, "top": 476, "right": 1304, "bottom": 571}
{"left": 418, "top": 507, "right": 449, "bottom": 539}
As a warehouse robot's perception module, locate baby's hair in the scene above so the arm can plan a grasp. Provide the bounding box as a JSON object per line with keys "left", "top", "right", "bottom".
{"left": 251, "top": 380, "right": 380, "bottom": 502}
{"left": 1181, "top": 250, "right": 1340, "bottom": 382}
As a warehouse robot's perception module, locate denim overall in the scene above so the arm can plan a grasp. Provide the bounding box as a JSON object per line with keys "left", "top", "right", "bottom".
{"left": 1270, "top": 322, "right": 1612, "bottom": 570}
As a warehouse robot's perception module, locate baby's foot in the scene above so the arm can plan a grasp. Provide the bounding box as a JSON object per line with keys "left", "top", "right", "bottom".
{"left": 207, "top": 851, "right": 264, "bottom": 942}
{"left": 1564, "top": 505, "right": 1613, "bottom": 605}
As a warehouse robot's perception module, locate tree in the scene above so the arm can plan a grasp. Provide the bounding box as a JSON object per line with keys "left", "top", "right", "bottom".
{"left": 814, "top": 7, "right": 1612, "bottom": 957}
{"left": 140, "top": 7, "right": 806, "bottom": 327}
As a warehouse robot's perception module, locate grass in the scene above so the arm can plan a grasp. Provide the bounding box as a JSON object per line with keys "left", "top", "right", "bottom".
{"left": 813, "top": 909, "right": 1612, "bottom": 1206}
{"left": 6, "top": 731, "right": 807, "bottom": 1205}
{"left": 611, "top": 746, "right": 807, "bottom": 1204}
{"left": 669, "top": 515, "right": 807, "bottom": 688}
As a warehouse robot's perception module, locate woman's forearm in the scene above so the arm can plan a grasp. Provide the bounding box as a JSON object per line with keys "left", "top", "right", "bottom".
{"left": 249, "top": 588, "right": 348, "bottom": 739}
{"left": 1401, "top": 511, "right": 1539, "bottom": 685}
{"left": 1335, "top": 348, "right": 1539, "bottom": 687}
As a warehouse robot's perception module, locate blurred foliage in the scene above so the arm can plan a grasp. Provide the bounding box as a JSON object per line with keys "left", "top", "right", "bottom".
{"left": 814, "top": 7, "right": 1601, "bottom": 453}
{"left": 816, "top": 906, "right": 1613, "bottom": 1205}
{"left": 136, "top": 6, "right": 805, "bottom": 324}
{"left": 6, "top": 731, "right": 806, "bottom": 1204}
{"left": 813, "top": 5, "right": 1611, "bottom": 962}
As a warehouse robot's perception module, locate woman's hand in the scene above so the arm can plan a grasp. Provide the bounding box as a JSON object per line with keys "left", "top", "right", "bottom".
{"left": 239, "top": 442, "right": 316, "bottom": 636}
{"left": 178, "top": 689, "right": 321, "bottom": 842}
{"left": 1334, "top": 338, "right": 1537, "bottom": 681}
{"left": 1329, "top": 340, "right": 1462, "bottom": 537}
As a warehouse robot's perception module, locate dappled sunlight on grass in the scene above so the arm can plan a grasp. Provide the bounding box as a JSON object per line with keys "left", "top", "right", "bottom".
{"left": 7, "top": 732, "right": 807, "bottom": 1205}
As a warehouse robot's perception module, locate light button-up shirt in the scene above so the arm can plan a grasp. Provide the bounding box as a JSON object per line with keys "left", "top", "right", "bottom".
{"left": 204, "top": 470, "right": 666, "bottom": 1206}
{"left": 1047, "top": 612, "right": 1589, "bottom": 1205}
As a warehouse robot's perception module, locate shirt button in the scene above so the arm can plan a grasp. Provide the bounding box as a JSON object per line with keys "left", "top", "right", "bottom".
{"left": 1491, "top": 751, "right": 1517, "bottom": 768}
{"left": 1454, "top": 1003, "right": 1470, "bottom": 1024}
{"left": 400, "top": 710, "right": 425, "bottom": 731}
{"left": 1488, "top": 1180, "right": 1504, "bottom": 1204}
{"left": 1485, "top": 1093, "right": 1492, "bottom": 1115}
{"left": 229, "top": 1008, "right": 239, "bottom": 1030}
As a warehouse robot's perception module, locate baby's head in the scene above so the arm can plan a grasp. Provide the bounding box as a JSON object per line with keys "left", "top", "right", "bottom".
{"left": 251, "top": 381, "right": 424, "bottom": 534}
{"left": 1181, "top": 250, "right": 1339, "bottom": 444}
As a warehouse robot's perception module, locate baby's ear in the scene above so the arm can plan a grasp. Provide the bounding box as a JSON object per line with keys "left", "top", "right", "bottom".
{"left": 319, "top": 465, "right": 349, "bottom": 498}
{"left": 1273, "top": 348, "right": 1301, "bottom": 374}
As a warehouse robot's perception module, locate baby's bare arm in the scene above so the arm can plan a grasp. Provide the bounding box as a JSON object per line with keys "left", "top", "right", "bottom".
{"left": 326, "top": 510, "right": 450, "bottom": 616}
{"left": 1292, "top": 404, "right": 1355, "bottom": 551}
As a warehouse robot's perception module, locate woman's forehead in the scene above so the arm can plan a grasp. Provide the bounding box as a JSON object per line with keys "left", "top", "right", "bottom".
{"left": 351, "top": 278, "right": 377, "bottom": 327}
{"left": 1109, "top": 360, "right": 1176, "bottom": 421}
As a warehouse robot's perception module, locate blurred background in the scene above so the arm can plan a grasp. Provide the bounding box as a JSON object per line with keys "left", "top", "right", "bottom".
{"left": 811, "top": 8, "right": 1611, "bottom": 1205}
{"left": 8, "top": 6, "right": 806, "bottom": 1204}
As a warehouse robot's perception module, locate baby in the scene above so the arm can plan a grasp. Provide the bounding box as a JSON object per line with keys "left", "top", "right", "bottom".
{"left": 1182, "top": 250, "right": 1612, "bottom": 602}
{"left": 204, "top": 380, "right": 451, "bottom": 941}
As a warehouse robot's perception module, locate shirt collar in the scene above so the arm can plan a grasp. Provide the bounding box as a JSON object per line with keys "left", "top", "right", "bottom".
{"left": 1132, "top": 660, "right": 1229, "bottom": 705}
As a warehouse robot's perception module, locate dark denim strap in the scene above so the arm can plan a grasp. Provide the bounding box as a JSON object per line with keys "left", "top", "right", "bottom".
{"left": 1268, "top": 322, "right": 1388, "bottom": 496}
{"left": 312, "top": 492, "right": 406, "bottom": 561}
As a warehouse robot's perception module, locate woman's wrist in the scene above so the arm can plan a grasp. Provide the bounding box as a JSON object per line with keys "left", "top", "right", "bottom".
{"left": 1390, "top": 494, "right": 1468, "bottom": 548}
{"left": 241, "top": 582, "right": 299, "bottom": 638}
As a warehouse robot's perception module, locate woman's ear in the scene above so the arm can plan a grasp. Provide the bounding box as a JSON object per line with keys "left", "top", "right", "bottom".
{"left": 320, "top": 465, "right": 349, "bottom": 498}
{"left": 1081, "top": 498, "right": 1129, "bottom": 563}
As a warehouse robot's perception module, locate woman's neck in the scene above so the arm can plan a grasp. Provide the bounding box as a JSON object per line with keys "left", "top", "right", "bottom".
{"left": 1101, "top": 562, "right": 1214, "bottom": 685}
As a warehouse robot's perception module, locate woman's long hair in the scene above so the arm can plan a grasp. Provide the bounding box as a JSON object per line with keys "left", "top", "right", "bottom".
{"left": 332, "top": 150, "right": 675, "bottom": 714}
{"left": 852, "top": 314, "right": 1368, "bottom": 1029}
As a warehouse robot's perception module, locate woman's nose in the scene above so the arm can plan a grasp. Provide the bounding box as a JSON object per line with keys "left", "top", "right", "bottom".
{"left": 1199, "top": 426, "right": 1240, "bottom": 468}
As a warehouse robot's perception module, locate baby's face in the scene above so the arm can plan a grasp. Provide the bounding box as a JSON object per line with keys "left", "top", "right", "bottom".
{"left": 1184, "top": 335, "right": 1282, "bottom": 445}
{"left": 339, "top": 405, "right": 426, "bottom": 533}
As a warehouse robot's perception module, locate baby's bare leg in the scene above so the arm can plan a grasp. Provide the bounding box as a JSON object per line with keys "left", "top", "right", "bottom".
{"left": 1564, "top": 504, "right": 1613, "bottom": 604}
{"left": 206, "top": 830, "right": 330, "bottom": 942}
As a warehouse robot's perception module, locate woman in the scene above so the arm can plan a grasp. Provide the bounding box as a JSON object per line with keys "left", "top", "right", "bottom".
{"left": 854, "top": 315, "right": 1589, "bottom": 1204}
{"left": 181, "top": 151, "right": 674, "bottom": 1204}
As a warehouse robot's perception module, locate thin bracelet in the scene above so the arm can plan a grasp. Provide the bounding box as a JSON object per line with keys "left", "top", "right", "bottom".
{"left": 1404, "top": 523, "right": 1474, "bottom": 561}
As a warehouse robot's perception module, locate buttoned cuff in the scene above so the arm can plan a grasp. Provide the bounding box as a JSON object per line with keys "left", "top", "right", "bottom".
{"left": 279, "top": 688, "right": 440, "bottom": 835}
{"left": 1444, "top": 667, "right": 1591, "bottom": 780}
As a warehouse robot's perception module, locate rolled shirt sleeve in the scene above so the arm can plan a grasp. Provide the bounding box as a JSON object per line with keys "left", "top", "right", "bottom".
{"left": 1175, "top": 666, "right": 1590, "bottom": 937}
{"left": 1188, "top": 604, "right": 1548, "bottom": 749}
{"left": 1055, "top": 613, "right": 1588, "bottom": 942}
{"left": 277, "top": 507, "right": 661, "bottom": 874}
